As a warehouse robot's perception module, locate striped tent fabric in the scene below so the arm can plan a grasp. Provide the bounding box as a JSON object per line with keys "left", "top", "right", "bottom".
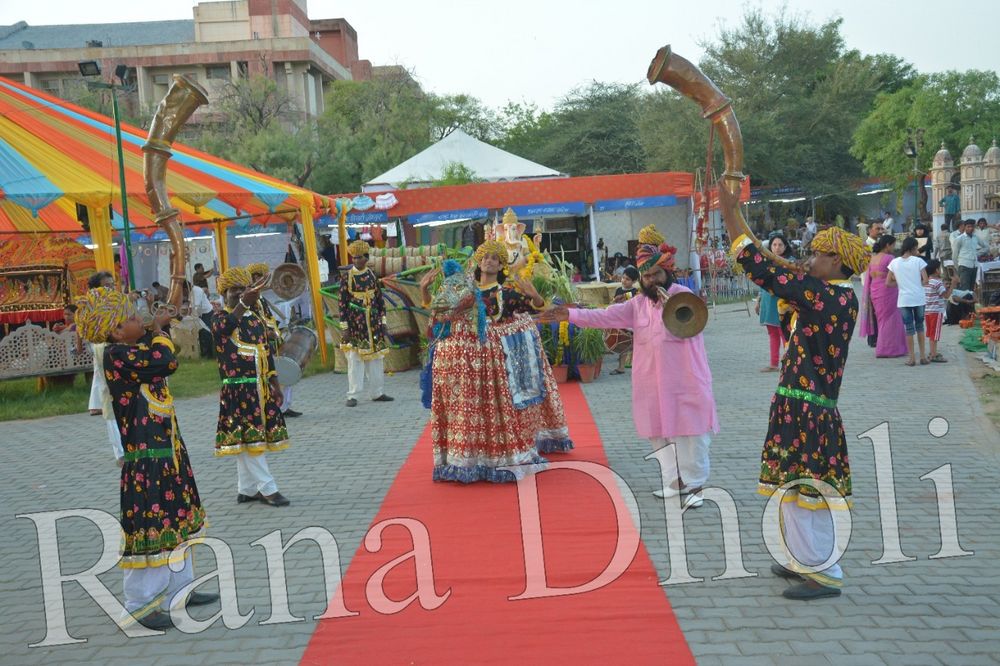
{"left": 0, "top": 77, "right": 325, "bottom": 237}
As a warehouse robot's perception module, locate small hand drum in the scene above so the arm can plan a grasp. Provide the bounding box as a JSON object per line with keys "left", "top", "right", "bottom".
{"left": 603, "top": 329, "right": 633, "bottom": 354}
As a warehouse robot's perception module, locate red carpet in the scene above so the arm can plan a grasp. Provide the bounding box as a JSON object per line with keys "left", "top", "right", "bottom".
{"left": 300, "top": 383, "right": 694, "bottom": 665}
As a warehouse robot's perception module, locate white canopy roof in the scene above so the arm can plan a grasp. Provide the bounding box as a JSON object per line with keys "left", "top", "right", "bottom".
{"left": 362, "top": 129, "right": 566, "bottom": 192}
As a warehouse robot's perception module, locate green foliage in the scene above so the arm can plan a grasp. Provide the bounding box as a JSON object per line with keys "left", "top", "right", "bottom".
{"left": 498, "top": 82, "right": 646, "bottom": 176}
{"left": 188, "top": 75, "right": 317, "bottom": 187}
{"left": 852, "top": 71, "right": 1000, "bottom": 189}
{"left": 571, "top": 327, "right": 606, "bottom": 364}
{"left": 431, "top": 161, "right": 483, "bottom": 187}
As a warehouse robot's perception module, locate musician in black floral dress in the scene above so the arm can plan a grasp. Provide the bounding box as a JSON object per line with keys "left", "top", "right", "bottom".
{"left": 339, "top": 240, "right": 392, "bottom": 407}
{"left": 76, "top": 287, "right": 214, "bottom": 630}
{"left": 212, "top": 267, "right": 291, "bottom": 507}
{"left": 732, "top": 226, "right": 870, "bottom": 600}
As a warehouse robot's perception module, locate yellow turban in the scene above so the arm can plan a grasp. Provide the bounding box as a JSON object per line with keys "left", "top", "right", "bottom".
{"left": 638, "top": 224, "right": 665, "bottom": 246}
{"left": 246, "top": 262, "right": 269, "bottom": 277}
{"left": 348, "top": 240, "right": 371, "bottom": 257}
{"left": 810, "top": 227, "right": 871, "bottom": 276}
{"left": 473, "top": 239, "right": 509, "bottom": 266}
{"left": 217, "top": 267, "right": 252, "bottom": 294}
{"left": 75, "top": 287, "right": 134, "bottom": 344}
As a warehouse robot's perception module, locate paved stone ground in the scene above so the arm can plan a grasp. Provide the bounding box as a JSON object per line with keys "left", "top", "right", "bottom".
{"left": 1, "top": 302, "right": 998, "bottom": 665}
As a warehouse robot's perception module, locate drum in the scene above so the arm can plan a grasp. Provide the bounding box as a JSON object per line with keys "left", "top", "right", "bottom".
{"left": 275, "top": 326, "right": 319, "bottom": 386}
{"left": 603, "top": 329, "right": 632, "bottom": 354}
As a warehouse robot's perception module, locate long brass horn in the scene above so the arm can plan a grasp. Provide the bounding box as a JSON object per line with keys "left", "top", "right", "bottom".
{"left": 142, "top": 74, "right": 210, "bottom": 314}
{"left": 646, "top": 46, "right": 797, "bottom": 271}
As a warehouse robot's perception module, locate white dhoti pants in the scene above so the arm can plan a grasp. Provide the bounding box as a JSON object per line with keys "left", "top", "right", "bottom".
{"left": 346, "top": 351, "right": 384, "bottom": 400}
{"left": 236, "top": 452, "right": 278, "bottom": 496}
{"left": 281, "top": 386, "right": 293, "bottom": 413}
{"left": 650, "top": 433, "right": 712, "bottom": 488}
{"left": 106, "top": 418, "right": 124, "bottom": 461}
{"left": 781, "top": 502, "right": 844, "bottom": 585}
{"left": 122, "top": 554, "right": 193, "bottom": 616}
{"left": 88, "top": 371, "right": 102, "bottom": 411}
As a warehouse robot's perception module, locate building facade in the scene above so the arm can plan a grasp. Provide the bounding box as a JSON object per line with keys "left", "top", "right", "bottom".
{"left": 930, "top": 138, "right": 1000, "bottom": 227}
{"left": 0, "top": 0, "right": 371, "bottom": 120}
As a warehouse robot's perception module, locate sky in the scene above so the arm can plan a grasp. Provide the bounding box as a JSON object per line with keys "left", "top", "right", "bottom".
{"left": 2, "top": 0, "right": 998, "bottom": 110}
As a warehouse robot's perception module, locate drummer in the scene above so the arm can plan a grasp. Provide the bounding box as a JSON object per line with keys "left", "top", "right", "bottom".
{"left": 247, "top": 263, "right": 302, "bottom": 418}
{"left": 610, "top": 266, "right": 639, "bottom": 375}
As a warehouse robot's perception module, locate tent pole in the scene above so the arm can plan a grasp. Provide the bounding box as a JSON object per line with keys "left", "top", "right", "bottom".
{"left": 214, "top": 221, "right": 229, "bottom": 273}
{"left": 89, "top": 205, "right": 115, "bottom": 274}
{"left": 298, "top": 203, "right": 329, "bottom": 366}
{"left": 587, "top": 204, "right": 600, "bottom": 280}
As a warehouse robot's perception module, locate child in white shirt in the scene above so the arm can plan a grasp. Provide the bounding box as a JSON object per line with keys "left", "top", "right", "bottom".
{"left": 887, "top": 236, "right": 929, "bottom": 366}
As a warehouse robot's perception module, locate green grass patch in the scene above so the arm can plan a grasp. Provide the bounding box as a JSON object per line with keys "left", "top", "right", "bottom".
{"left": 0, "top": 345, "right": 337, "bottom": 423}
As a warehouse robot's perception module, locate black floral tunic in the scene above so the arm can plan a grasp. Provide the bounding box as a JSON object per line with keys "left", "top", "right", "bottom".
{"left": 480, "top": 282, "right": 536, "bottom": 321}
{"left": 338, "top": 266, "right": 389, "bottom": 359}
{"left": 212, "top": 308, "right": 289, "bottom": 456}
{"left": 734, "top": 237, "right": 857, "bottom": 510}
{"left": 104, "top": 334, "right": 205, "bottom": 569}
{"left": 256, "top": 299, "right": 282, "bottom": 357}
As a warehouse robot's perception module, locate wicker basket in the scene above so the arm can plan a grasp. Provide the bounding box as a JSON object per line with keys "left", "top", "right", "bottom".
{"left": 576, "top": 283, "right": 610, "bottom": 307}
{"left": 384, "top": 344, "right": 415, "bottom": 373}
{"left": 410, "top": 306, "right": 431, "bottom": 338}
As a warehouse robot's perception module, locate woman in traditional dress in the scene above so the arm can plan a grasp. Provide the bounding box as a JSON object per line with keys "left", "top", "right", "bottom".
{"left": 864, "top": 235, "right": 907, "bottom": 358}
{"left": 75, "top": 287, "right": 212, "bottom": 629}
{"left": 420, "top": 241, "right": 573, "bottom": 483}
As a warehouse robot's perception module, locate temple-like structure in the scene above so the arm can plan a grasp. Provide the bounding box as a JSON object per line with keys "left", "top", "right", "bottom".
{"left": 931, "top": 138, "right": 1000, "bottom": 230}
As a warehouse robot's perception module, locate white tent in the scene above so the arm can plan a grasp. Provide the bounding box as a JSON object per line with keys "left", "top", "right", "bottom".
{"left": 362, "top": 129, "right": 566, "bottom": 192}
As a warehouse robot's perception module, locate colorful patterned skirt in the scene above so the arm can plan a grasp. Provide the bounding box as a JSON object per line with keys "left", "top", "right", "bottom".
{"left": 120, "top": 438, "right": 206, "bottom": 569}
{"left": 215, "top": 378, "right": 290, "bottom": 456}
{"left": 758, "top": 392, "right": 851, "bottom": 510}
{"left": 431, "top": 315, "right": 564, "bottom": 483}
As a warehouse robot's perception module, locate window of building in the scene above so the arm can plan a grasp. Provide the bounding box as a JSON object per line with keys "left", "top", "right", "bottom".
{"left": 206, "top": 65, "right": 230, "bottom": 81}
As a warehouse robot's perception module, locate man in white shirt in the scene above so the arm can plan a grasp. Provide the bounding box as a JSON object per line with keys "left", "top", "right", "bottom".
{"left": 883, "top": 211, "right": 897, "bottom": 234}
{"left": 975, "top": 218, "right": 994, "bottom": 257}
{"left": 864, "top": 221, "right": 884, "bottom": 248}
{"left": 189, "top": 281, "right": 214, "bottom": 328}
{"left": 952, "top": 220, "right": 989, "bottom": 291}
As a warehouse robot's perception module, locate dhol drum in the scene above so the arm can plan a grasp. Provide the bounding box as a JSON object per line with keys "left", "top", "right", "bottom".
{"left": 275, "top": 326, "right": 319, "bottom": 386}
{"left": 603, "top": 329, "right": 633, "bottom": 355}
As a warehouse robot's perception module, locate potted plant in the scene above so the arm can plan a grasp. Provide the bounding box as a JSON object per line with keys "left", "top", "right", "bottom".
{"left": 572, "top": 327, "right": 606, "bottom": 383}
{"left": 539, "top": 322, "right": 569, "bottom": 383}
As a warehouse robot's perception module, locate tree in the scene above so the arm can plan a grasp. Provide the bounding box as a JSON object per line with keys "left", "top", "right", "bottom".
{"left": 852, "top": 71, "right": 1000, "bottom": 191}
{"left": 495, "top": 82, "right": 646, "bottom": 176}
{"left": 638, "top": 8, "right": 915, "bottom": 213}
{"left": 188, "top": 74, "right": 317, "bottom": 187}
{"left": 430, "top": 94, "right": 499, "bottom": 142}
{"left": 311, "top": 69, "right": 438, "bottom": 194}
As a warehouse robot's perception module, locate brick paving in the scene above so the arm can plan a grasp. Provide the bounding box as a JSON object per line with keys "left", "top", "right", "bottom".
{"left": 1, "top": 302, "right": 998, "bottom": 665}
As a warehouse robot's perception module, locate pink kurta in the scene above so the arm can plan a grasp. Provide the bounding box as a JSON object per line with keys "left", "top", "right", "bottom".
{"left": 569, "top": 284, "right": 719, "bottom": 439}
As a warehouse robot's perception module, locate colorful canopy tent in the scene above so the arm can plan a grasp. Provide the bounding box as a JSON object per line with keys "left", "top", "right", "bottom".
{"left": 0, "top": 77, "right": 330, "bottom": 363}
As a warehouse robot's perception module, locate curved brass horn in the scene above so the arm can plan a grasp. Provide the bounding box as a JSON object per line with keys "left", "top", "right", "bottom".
{"left": 646, "top": 46, "right": 797, "bottom": 271}
{"left": 142, "top": 74, "right": 210, "bottom": 314}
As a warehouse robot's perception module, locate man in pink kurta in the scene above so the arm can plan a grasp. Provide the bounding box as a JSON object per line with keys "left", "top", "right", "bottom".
{"left": 544, "top": 226, "right": 719, "bottom": 507}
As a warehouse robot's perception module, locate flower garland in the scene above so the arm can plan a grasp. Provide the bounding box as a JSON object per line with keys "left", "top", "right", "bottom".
{"left": 554, "top": 320, "right": 570, "bottom": 366}
{"left": 519, "top": 234, "right": 544, "bottom": 282}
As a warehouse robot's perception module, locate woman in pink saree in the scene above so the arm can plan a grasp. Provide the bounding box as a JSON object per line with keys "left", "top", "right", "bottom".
{"left": 862, "top": 235, "right": 907, "bottom": 358}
